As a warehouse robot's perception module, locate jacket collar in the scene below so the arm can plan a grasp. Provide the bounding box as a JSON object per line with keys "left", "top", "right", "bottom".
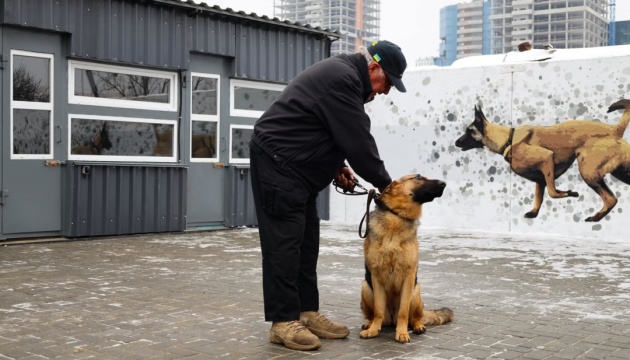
{"left": 347, "top": 53, "right": 373, "bottom": 103}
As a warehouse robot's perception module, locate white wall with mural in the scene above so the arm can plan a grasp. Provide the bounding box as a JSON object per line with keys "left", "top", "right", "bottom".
{"left": 329, "top": 45, "right": 630, "bottom": 241}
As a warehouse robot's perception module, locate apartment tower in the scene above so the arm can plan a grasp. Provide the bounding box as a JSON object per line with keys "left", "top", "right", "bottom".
{"left": 274, "top": 0, "right": 380, "bottom": 56}
{"left": 438, "top": 0, "right": 491, "bottom": 66}
{"left": 491, "top": 0, "right": 609, "bottom": 53}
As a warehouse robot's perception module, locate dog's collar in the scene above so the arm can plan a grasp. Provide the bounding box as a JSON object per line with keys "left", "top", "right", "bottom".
{"left": 373, "top": 197, "right": 414, "bottom": 221}
{"left": 498, "top": 127, "right": 515, "bottom": 158}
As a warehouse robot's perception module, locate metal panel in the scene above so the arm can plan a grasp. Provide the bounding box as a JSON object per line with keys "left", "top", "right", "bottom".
{"left": 2, "top": 0, "right": 333, "bottom": 78}
{"left": 224, "top": 165, "right": 257, "bottom": 228}
{"left": 64, "top": 162, "right": 187, "bottom": 237}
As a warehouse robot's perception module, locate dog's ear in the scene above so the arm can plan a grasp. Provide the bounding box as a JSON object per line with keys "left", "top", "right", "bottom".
{"left": 474, "top": 104, "right": 487, "bottom": 124}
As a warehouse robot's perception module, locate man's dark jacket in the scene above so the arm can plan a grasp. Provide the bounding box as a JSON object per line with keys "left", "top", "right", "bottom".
{"left": 251, "top": 53, "right": 391, "bottom": 193}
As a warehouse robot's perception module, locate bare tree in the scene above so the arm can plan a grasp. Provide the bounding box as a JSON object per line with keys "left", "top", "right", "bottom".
{"left": 13, "top": 65, "right": 49, "bottom": 102}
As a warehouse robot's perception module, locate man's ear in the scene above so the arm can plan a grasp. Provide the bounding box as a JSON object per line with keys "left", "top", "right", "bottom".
{"left": 367, "top": 62, "right": 380, "bottom": 72}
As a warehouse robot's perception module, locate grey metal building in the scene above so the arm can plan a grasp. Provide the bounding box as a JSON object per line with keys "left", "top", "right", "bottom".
{"left": 1, "top": 0, "right": 337, "bottom": 240}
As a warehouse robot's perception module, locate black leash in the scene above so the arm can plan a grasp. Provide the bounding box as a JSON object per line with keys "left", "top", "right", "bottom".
{"left": 332, "top": 178, "right": 369, "bottom": 195}
{"left": 332, "top": 178, "right": 379, "bottom": 238}
{"left": 358, "top": 189, "right": 378, "bottom": 239}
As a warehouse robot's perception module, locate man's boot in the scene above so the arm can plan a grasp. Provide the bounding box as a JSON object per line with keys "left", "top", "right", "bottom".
{"left": 300, "top": 311, "right": 350, "bottom": 339}
{"left": 269, "top": 320, "right": 321, "bottom": 351}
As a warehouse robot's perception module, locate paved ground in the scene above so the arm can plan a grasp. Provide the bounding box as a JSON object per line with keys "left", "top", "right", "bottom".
{"left": 1, "top": 223, "right": 629, "bottom": 360}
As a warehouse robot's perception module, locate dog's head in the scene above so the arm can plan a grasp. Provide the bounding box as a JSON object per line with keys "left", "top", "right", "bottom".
{"left": 455, "top": 105, "right": 487, "bottom": 151}
{"left": 378, "top": 174, "right": 446, "bottom": 219}
{"left": 94, "top": 123, "right": 113, "bottom": 152}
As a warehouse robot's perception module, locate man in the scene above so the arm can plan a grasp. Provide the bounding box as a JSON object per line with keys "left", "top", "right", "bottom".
{"left": 249, "top": 40, "right": 407, "bottom": 351}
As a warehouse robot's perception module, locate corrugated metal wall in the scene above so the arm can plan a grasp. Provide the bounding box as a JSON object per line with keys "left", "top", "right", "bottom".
{"left": 224, "top": 166, "right": 257, "bottom": 228}
{"left": 2, "top": 0, "right": 333, "bottom": 82}
{"left": 64, "top": 163, "right": 187, "bottom": 237}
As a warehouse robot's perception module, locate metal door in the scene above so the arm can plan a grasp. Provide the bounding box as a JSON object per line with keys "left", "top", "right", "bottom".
{"left": 185, "top": 54, "right": 230, "bottom": 228}
{"left": 1, "top": 28, "right": 66, "bottom": 238}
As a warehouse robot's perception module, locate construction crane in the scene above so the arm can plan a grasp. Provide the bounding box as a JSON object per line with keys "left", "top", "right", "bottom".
{"left": 610, "top": 0, "right": 616, "bottom": 45}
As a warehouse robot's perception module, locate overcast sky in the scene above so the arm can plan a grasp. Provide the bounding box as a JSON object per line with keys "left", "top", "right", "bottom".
{"left": 199, "top": 0, "right": 630, "bottom": 62}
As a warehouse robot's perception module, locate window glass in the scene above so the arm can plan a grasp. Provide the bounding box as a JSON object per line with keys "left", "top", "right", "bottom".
{"left": 74, "top": 69, "right": 170, "bottom": 103}
{"left": 191, "top": 121, "right": 218, "bottom": 159}
{"left": 231, "top": 127, "right": 253, "bottom": 161}
{"left": 233, "top": 86, "right": 282, "bottom": 112}
{"left": 69, "top": 61, "right": 177, "bottom": 111}
{"left": 13, "top": 109, "right": 50, "bottom": 154}
{"left": 192, "top": 76, "right": 218, "bottom": 115}
{"left": 230, "top": 80, "right": 285, "bottom": 118}
{"left": 70, "top": 117, "right": 175, "bottom": 158}
{"left": 13, "top": 55, "right": 50, "bottom": 102}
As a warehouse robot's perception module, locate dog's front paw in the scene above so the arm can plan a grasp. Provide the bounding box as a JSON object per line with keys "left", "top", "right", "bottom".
{"left": 395, "top": 331, "right": 411, "bottom": 343}
{"left": 361, "top": 321, "right": 372, "bottom": 330}
{"left": 524, "top": 211, "right": 538, "bottom": 218}
{"left": 359, "top": 328, "right": 379, "bottom": 339}
{"left": 567, "top": 190, "right": 579, "bottom": 197}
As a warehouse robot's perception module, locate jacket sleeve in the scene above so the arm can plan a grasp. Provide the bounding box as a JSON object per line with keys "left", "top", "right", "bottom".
{"left": 311, "top": 82, "right": 391, "bottom": 190}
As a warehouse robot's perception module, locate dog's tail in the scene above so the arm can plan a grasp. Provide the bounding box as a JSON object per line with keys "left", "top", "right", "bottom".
{"left": 608, "top": 99, "right": 630, "bottom": 138}
{"left": 421, "top": 307, "right": 454, "bottom": 326}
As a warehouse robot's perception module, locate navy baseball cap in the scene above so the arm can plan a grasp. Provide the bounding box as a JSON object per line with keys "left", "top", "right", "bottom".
{"left": 367, "top": 40, "right": 407, "bottom": 93}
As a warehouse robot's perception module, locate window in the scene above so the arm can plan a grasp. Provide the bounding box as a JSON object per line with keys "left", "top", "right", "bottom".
{"left": 190, "top": 73, "right": 219, "bottom": 162}
{"left": 230, "top": 79, "right": 285, "bottom": 118}
{"left": 69, "top": 60, "right": 178, "bottom": 112}
{"left": 11, "top": 50, "right": 54, "bottom": 159}
{"left": 229, "top": 125, "right": 253, "bottom": 164}
{"left": 68, "top": 115, "right": 177, "bottom": 162}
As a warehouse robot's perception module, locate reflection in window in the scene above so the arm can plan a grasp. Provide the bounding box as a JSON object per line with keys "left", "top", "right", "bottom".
{"left": 13, "top": 109, "right": 50, "bottom": 155}
{"left": 191, "top": 121, "right": 217, "bottom": 159}
{"left": 192, "top": 76, "right": 218, "bottom": 115}
{"left": 233, "top": 87, "right": 282, "bottom": 112}
{"left": 13, "top": 56, "right": 51, "bottom": 102}
{"left": 70, "top": 118, "right": 175, "bottom": 158}
{"left": 231, "top": 127, "right": 253, "bottom": 160}
{"left": 74, "top": 69, "right": 170, "bottom": 103}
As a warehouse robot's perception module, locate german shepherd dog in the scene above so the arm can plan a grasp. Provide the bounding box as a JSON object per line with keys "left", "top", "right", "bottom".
{"left": 455, "top": 99, "right": 630, "bottom": 222}
{"left": 360, "top": 174, "right": 454, "bottom": 343}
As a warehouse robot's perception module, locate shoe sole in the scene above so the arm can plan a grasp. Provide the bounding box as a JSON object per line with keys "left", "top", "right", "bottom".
{"left": 269, "top": 334, "right": 321, "bottom": 351}
{"left": 306, "top": 328, "right": 350, "bottom": 339}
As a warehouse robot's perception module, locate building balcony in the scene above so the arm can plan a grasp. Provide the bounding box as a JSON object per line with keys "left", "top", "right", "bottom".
{"left": 512, "top": 29, "right": 533, "bottom": 36}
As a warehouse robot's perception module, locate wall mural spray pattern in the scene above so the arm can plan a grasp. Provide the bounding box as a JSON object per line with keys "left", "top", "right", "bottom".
{"left": 330, "top": 47, "right": 630, "bottom": 241}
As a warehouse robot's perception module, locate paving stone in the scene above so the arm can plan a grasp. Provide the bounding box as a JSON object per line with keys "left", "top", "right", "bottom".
{"left": 0, "top": 225, "right": 629, "bottom": 359}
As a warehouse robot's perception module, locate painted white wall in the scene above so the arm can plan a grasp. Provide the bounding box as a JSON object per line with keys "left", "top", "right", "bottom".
{"left": 329, "top": 45, "right": 630, "bottom": 241}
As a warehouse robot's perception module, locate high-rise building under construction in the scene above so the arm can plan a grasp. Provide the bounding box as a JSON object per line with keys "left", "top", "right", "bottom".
{"left": 274, "top": 0, "right": 380, "bottom": 56}
{"left": 438, "top": 0, "right": 611, "bottom": 66}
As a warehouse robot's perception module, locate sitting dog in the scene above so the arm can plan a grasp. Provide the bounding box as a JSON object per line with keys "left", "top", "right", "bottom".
{"left": 455, "top": 99, "right": 630, "bottom": 222}
{"left": 360, "top": 174, "right": 454, "bottom": 343}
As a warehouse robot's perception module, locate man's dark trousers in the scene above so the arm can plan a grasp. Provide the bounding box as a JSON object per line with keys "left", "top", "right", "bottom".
{"left": 249, "top": 143, "right": 320, "bottom": 322}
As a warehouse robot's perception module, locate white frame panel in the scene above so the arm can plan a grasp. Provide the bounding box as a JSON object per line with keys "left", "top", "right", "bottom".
{"left": 68, "top": 60, "right": 178, "bottom": 112}
{"left": 10, "top": 50, "right": 54, "bottom": 160}
{"left": 68, "top": 114, "right": 178, "bottom": 163}
{"left": 229, "top": 79, "right": 285, "bottom": 118}
{"left": 190, "top": 72, "right": 220, "bottom": 163}
{"left": 228, "top": 124, "right": 254, "bottom": 164}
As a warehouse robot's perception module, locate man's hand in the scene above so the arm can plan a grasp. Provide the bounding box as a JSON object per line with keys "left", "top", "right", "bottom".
{"left": 335, "top": 167, "right": 356, "bottom": 193}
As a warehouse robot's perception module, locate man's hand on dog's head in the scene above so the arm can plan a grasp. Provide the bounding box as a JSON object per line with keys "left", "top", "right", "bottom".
{"left": 335, "top": 166, "right": 356, "bottom": 192}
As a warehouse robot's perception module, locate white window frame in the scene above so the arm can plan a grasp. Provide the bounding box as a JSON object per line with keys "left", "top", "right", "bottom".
{"left": 68, "top": 114, "right": 178, "bottom": 163}
{"left": 229, "top": 124, "right": 254, "bottom": 164}
{"left": 190, "top": 72, "right": 220, "bottom": 163}
{"left": 10, "top": 50, "right": 54, "bottom": 160}
{"left": 229, "top": 79, "right": 285, "bottom": 118}
{"left": 68, "top": 60, "right": 178, "bottom": 112}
